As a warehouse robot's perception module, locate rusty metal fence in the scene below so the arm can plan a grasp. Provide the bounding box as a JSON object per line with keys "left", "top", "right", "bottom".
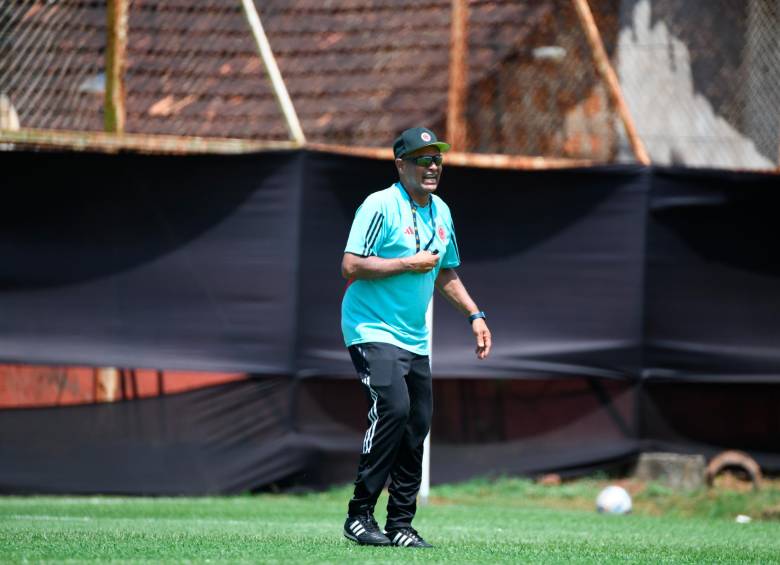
{"left": 0, "top": 0, "right": 288, "bottom": 141}
{"left": 615, "top": 0, "right": 780, "bottom": 169}
{"left": 0, "top": 0, "right": 778, "bottom": 169}
{"left": 0, "top": 0, "right": 106, "bottom": 132}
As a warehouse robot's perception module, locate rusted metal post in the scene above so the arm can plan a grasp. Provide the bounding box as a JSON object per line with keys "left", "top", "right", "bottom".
{"left": 572, "top": 0, "right": 650, "bottom": 165}
{"left": 105, "top": 0, "right": 127, "bottom": 133}
{"left": 0, "top": 128, "right": 295, "bottom": 154}
{"left": 101, "top": 0, "right": 128, "bottom": 402}
{"left": 240, "top": 0, "right": 306, "bottom": 144}
{"left": 447, "top": 0, "right": 469, "bottom": 151}
{"left": 306, "top": 142, "right": 594, "bottom": 169}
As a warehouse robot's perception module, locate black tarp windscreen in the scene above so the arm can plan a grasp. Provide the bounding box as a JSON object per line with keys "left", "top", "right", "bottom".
{"left": 640, "top": 381, "right": 780, "bottom": 470}
{"left": 645, "top": 168, "right": 780, "bottom": 380}
{"left": 297, "top": 377, "right": 639, "bottom": 484}
{"left": 0, "top": 379, "right": 301, "bottom": 494}
{"left": 297, "top": 154, "right": 647, "bottom": 380}
{"left": 426, "top": 165, "right": 646, "bottom": 379}
{"left": 1, "top": 151, "right": 302, "bottom": 372}
{"left": 2, "top": 149, "right": 780, "bottom": 494}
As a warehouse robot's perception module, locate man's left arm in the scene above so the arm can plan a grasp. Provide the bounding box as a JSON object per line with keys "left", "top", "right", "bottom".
{"left": 435, "top": 268, "right": 492, "bottom": 360}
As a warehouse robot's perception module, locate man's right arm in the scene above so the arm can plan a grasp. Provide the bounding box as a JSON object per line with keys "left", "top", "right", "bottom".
{"left": 341, "top": 251, "right": 440, "bottom": 280}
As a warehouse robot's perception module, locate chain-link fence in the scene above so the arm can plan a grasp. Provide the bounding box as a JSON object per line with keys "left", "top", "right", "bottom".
{"left": 616, "top": 0, "right": 780, "bottom": 168}
{"left": 464, "top": 0, "right": 626, "bottom": 161}
{"left": 1, "top": 0, "right": 778, "bottom": 168}
{"left": 0, "top": 0, "right": 288, "bottom": 139}
{"left": 0, "top": 1, "right": 106, "bottom": 132}
{"left": 256, "top": 0, "right": 617, "bottom": 158}
{"left": 0, "top": 0, "right": 623, "bottom": 159}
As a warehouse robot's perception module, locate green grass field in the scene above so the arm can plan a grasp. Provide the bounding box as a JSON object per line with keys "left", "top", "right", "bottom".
{"left": 2, "top": 479, "right": 779, "bottom": 563}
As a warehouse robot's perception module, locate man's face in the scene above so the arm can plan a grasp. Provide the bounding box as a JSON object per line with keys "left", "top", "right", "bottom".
{"left": 395, "top": 146, "right": 443, "bottom": 198}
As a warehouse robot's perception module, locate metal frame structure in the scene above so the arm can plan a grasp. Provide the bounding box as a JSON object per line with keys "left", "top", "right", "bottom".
{"left": 0, "top": 0, "right": 649, "bottom": 170}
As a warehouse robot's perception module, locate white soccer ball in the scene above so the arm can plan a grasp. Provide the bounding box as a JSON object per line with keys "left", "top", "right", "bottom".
{"left": 596, "top": 485, "right": 632, "bottom": 514}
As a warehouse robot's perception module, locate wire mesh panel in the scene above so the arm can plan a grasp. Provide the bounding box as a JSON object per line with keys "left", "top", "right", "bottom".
{"left": 255, "top": 0, "right": 624, "bottom": 161}
{"left": 616, "top": 0, "right": 780, "bottom": 168}
{"left": 1, "top": 0, "right": 778, "bottom": 168}
{"left": 0, "top": 0, "right": 289, "bottom": 139}
{"left": 0, "top": 0, "right": 623, "bottom": 157}
{"left": 256, "top": 0, "right": 456, "bottom": 148}
{"left": 464, "top": 0, "right": 620, "bottom": 160}
{"left": 125, "top": 0, "right": 286, "bottom": 139}
{"left": 0, "top": 1, "right": 106, "bottom": 132}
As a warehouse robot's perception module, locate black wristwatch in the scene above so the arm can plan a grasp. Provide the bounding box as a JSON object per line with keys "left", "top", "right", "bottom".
{"left": 468, "top": 311, "right": 486, "bottom": 324}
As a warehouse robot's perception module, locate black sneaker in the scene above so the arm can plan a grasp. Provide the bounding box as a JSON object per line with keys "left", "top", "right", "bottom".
{"left": 343, "top": 513, "right": 391, "bottom": 546}
{"left": 385, "top": 527, "right": 433, "bottom": 548}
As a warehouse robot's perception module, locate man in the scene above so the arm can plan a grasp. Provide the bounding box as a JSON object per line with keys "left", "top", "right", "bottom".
{"left": 340, "top": 126, "right": 492, "bottom": 548}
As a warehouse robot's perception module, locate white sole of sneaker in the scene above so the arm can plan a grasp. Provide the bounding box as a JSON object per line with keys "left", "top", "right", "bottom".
{"left": 385, "top": 531, "right": 433, "bottom": 548}
{"left": 343, "top": 530, "right": 390, "bottom": 546}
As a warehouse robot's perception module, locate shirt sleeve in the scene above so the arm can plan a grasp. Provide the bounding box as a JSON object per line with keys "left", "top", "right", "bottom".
{"left": 344, "top": 195, "right": 386, "bottom": 257}
{"left": 441, "top": 216, "right": 461, "bottom": 269}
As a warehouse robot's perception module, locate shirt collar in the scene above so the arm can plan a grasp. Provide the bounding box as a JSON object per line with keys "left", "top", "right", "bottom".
{"left": 395, "top": 182, "right": 431, "bottom": 209}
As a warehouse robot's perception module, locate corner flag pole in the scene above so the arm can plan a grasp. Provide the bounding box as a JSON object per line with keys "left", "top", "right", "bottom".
{"left": 420, "top": 297, "right": 433, "bottom": 505}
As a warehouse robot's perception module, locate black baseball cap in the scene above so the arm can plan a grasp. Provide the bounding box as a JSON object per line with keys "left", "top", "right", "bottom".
{"left": 393, "top": 127, "right": 451, "bottom": 158}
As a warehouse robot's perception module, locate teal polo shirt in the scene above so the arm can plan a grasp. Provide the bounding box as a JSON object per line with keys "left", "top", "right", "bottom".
{"left": 341, "top": 182, "right": 461, "bottom": 355}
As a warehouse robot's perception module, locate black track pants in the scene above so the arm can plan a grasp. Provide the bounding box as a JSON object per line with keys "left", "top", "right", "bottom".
{"left": 346, "top": 342, "right": 432, "bottom": 530}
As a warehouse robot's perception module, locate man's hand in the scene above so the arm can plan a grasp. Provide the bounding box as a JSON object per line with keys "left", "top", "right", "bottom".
{"left": 402, "top": 251, "right": 440, "bottom": 273}
{"left": 472, "top": 318, "right": 492, "bottom": 359}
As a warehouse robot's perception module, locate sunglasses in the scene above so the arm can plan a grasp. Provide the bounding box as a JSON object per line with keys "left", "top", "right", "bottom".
{"left": 405, "top": 154, "right": 443, "bottom": 167}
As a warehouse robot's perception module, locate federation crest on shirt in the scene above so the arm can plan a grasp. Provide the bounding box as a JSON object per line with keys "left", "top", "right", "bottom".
{"left": 438, "top": 226, "right": 446, "bottom": 241}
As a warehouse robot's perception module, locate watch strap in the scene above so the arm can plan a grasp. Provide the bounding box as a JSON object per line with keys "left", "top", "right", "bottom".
{"left": 468, "top": 311, "right": 486, "bottom": 323}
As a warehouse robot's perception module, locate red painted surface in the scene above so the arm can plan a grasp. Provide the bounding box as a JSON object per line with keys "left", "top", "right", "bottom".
{"left": 0, "top": 365, "right": 246, "bottom": 408}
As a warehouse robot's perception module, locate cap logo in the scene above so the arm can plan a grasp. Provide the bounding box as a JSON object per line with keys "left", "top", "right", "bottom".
{"left": 420, "top": 132, "right": 432, "bottom": 142}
